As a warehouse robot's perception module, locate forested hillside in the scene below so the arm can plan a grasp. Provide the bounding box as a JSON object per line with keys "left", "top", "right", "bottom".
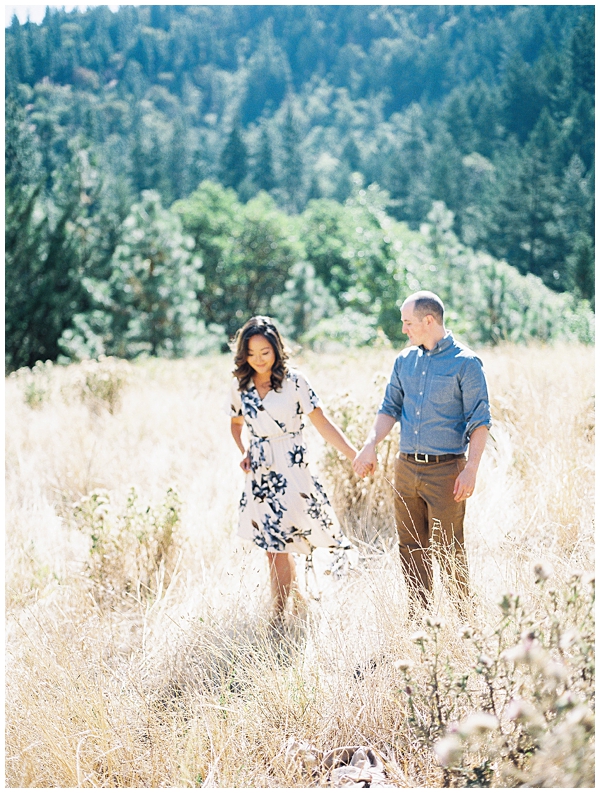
{"left": 5, "top": 5, "right": 595, "bottom": 370}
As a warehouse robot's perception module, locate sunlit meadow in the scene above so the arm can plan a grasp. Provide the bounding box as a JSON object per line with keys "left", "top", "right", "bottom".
{"left": 5, "top": 343, "right": 594, "bottom": 787}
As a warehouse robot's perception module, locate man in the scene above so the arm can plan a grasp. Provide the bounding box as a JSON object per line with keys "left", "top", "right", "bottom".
{"left": 353, "top": 291, "right": 491, "bottom": 614}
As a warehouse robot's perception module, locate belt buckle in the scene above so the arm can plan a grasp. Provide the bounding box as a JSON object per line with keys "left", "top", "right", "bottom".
{"left": 414, "top": 452, "right": 429, "bottom": 463}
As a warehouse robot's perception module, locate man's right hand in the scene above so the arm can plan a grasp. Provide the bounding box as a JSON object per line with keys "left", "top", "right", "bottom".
{"left": 353, "top": 444, "right": 377, "bottom": 478}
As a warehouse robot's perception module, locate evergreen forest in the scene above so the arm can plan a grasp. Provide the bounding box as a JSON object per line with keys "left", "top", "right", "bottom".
{"left": 5, "top": 4, "right": 595, "bottom": 371}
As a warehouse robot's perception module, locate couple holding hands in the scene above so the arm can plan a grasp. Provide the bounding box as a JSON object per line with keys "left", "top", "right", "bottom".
{"left": 230, "top": 291, "right": 491, "bottom": 621}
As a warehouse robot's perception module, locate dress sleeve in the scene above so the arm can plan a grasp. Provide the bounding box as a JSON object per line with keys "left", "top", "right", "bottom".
{"left": 229, "top": 379, "right": 243, "bottom": 417}
{"left": 291, "top": 370, "right": 321, "bottom": 415}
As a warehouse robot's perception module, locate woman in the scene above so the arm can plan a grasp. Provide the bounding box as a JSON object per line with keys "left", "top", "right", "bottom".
{"left": 230, "top": 316, "right": 357, "bottom": 620}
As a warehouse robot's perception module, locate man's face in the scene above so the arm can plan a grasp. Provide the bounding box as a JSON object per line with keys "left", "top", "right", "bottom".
{"left": 401, "top": 301, "right": 428, "bottom": 346}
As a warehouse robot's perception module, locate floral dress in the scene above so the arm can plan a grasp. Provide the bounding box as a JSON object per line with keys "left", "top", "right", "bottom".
{"left": 230, "top": 369, "right": 351, "bottom": 555}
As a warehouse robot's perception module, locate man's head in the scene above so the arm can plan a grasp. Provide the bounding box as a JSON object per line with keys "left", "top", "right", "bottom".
{"left": 401, "top": 291, "right": 446, "bottom": 349}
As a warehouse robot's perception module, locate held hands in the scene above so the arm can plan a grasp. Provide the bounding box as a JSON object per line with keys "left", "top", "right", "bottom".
{"left": 352, "top": 444, "right": 377, "bottom": 478}
{"left": 453, "top": 465, "right": 477, "bottom": 502}
{"left": 240, "top": 453, "right": 251, "bottom": 473}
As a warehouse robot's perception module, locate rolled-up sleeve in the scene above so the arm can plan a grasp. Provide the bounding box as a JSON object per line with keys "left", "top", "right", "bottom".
{"left": 460, "top": 358, "right": 491, "bottom": 443}
{"left": 379, "top": 360, "right": 404, "bottom": 421}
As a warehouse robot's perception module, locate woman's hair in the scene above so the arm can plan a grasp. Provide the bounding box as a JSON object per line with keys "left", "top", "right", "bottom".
{"left": 232, "top": 316, "right": 289, "bottom": 392}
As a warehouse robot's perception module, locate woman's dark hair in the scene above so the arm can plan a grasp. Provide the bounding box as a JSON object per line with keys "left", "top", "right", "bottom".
{"left": 232, "top": 316, "right": 289, "bottom": 392}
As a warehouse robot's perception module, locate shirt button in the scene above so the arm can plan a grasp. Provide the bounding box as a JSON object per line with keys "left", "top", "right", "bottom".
{"left": 419, "top": 391, "right": 423, "bottom": 395}
{"left": 417, "top": 411, "right": 420, "bottom": 415}
{"left": 414, "top": 430, "right": 418, "bottom": 434}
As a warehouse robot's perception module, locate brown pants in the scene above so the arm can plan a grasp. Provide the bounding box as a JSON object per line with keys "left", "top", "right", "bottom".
{"left": 394, "top": 454, "right": 470, "bottom": 610}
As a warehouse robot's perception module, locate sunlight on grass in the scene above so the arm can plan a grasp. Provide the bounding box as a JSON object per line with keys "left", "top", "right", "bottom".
{"left": 5, "top": 344, "right": 594, "bottom": 787}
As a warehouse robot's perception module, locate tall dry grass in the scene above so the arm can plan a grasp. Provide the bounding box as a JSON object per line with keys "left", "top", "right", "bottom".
{"left": 5, "top": 344, "right": 594, "bottom": 787}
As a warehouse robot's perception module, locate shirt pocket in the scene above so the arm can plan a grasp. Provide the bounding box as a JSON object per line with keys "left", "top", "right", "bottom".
{"left": 429, "top": 375, "right": 456, "bottom": 404}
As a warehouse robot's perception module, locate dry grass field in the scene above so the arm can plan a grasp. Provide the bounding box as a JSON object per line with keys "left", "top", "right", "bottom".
{"left": 5, "top": 343, "right": 595, "bottom": 787}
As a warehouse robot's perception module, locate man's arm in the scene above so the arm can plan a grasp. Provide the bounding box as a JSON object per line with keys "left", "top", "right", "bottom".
{"left": 453, "top": 425, "right": 488, "bottom": 502}
{"left": 352, "top": 412, "right": 397, "bottom": 477}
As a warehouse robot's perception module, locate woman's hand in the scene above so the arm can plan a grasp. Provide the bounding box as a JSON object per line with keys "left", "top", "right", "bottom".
{"left": 240, "top": 453, "right": 251, "bottom": 473}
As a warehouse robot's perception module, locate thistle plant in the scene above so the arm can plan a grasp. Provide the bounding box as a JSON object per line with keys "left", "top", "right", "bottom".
{"left": 393, "top": 565, "right": 595, "bottom": 787}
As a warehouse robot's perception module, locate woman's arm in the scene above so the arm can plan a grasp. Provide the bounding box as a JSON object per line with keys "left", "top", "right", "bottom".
{"left": 231, "top": 417, "right": 251, "bottom": 472}
{"left": 308, "top": 407, "right": 357, "bottom": 461}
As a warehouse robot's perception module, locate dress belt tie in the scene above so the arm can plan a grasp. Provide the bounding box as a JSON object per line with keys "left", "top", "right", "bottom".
{"left": 250, "top": 431, "right": 301, "bottom": 470}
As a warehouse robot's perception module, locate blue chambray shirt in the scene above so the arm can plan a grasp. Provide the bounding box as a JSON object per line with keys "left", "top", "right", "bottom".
{"left": 379, "top": 332, "right": 491, "bottom": 455}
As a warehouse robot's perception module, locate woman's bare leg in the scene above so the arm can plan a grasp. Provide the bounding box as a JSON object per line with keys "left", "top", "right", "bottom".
{"left": 267, "top": 552, "right": 296, "bottom": 616}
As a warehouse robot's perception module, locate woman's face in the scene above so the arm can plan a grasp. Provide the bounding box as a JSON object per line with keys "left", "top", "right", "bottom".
{"left": 246, "top": 334, "right": 276, "bottom": 376}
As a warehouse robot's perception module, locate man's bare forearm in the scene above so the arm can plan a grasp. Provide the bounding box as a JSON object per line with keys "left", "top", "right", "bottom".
{"left": 353, "top": 413, "right": 397, "bottom": 476}
{"left": 364, "top": 412, "right": 397, "bottom": 447}
{"left": 465, "top": 425, "right": 489, "bottom": 473}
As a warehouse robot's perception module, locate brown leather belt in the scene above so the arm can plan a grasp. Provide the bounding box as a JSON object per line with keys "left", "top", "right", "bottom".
{"left": 401, "top": 452, "right": 465, "bottom": 464}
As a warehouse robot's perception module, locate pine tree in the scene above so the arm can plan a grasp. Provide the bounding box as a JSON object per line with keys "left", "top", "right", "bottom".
{"left": 569, "top": 232, "right": 594, "bottom": 306}
{"left": 280, "top": 103, "right": 303, "bottom": 212}
{"left": 219, "top": 122, "right": 248, "bottom": 192}
{"left": 570, "top": 14, "right": 594, "bottom": 95}
{"left": 253, "top": 127, "right": 276, "bottom": 193}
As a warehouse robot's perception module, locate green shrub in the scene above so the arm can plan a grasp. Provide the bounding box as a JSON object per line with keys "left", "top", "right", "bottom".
{"left": 71, "top": 485, "right": 183, "bottom": 604}
{"left": 62, "top": 356, "right": 131, "bottom": 414}
{"left": 10, "top": 360, "right": 55, "bottom": 409}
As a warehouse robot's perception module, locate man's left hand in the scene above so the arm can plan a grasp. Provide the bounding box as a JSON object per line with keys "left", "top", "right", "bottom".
{"left": 453, "top": 466, "right": 477, "bottom": 502}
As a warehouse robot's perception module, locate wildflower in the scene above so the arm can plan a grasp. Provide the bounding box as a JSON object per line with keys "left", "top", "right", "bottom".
{"left": 556, "top": 691, "right": 577, "bottom": 711}
{"left": 458, "top": 625, "right": 473, "bottom": 640}
{"left": 424, "top": 615, "right": 444, "bottom": 629}
{"left": 566, "top": 705, "right": 594, "bottom": 731}
{"left": 520, "top": 628, "right": 536, "bottom": 644}
{"left": 533, "top": 560, "right": 553, "bottom": 583}
{"left": 558, "top": 628, "right": 580, "bottom": 650}
{"left": 434, "top": 734, "right": 463, "bottom": 767}
{"left": 544, "top": 660, "right": 568, "bottom": 684}
{"left": 409, "top": 631, "right": 428, "bottom": 644}
{"left": 458, "top": 712, "right": 499, "bottom": 739}
{"left": 505, "top": 698, "right": 546, "bottom": 736}
{"left": 393, "top": 659, "right": 414, "bottom": 672}
{"left": 477, "top": 653, "right": 493, "bottom": 669}
{"left": 501, "top": 644, "right": 528, "bottom": 664}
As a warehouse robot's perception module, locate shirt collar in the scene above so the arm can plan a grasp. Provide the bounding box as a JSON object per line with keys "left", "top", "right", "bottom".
{"left": 420, "top": 331, "right": 453, "bottom": 355}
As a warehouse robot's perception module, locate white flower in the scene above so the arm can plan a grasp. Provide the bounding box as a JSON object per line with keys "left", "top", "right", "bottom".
{"left": 458, "top": 712, "right": 499, "bottom": 738}
{"left": 559, "top": 628, "right": 579, "bottom": 650}
{"left": 409, "top": 631, "right": 428, "bottom": 644}
{"left": 505, "top": 699, "right": 545, "bottom": 736}
{"left": 393, "top": 659, "right": 414, "bottom": 672}
{"left": 566, "top": 705, "right": 594, "bottom": 731}
{"left": 556, "top": 691, "right": 577, "bottom": 711}
{"left": 434, "top": 734, "right": 463, "bottom": 767}
{"left": 458, "top": 625, "right": 473, "bottom": 639}
{"left": 501, "top": 644, "right": 527, "bottom": 664}
{"left": 544, "top": 660, "right": 568, "bottom": 683}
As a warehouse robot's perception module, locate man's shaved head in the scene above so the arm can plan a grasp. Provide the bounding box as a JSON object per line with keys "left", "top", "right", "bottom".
{"left": 403, "top": 291, "right": 445, "bottom": 325}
